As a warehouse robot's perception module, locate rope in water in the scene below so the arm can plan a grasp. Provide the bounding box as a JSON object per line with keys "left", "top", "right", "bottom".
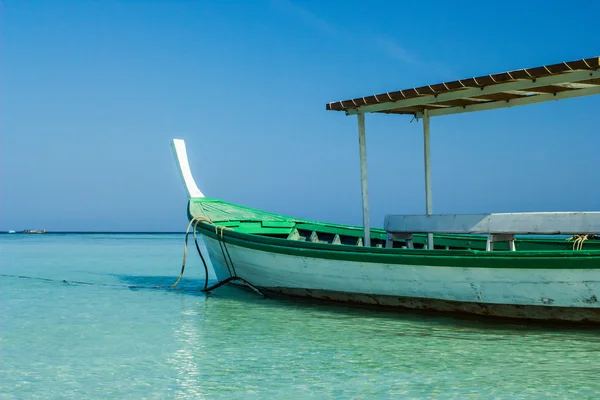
{"left": 0, "top": 273, "right": 193, "bottom": 291}
{"left": 2, "top": 206, "right": 263, "bottom": 296}
{"left": 171, "top": 215, "right": 211, "bottom": 289}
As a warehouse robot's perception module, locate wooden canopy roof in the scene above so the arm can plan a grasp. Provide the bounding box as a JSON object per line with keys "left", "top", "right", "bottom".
{"left": 326, "top": 56, "right": 600, "bottom": 117}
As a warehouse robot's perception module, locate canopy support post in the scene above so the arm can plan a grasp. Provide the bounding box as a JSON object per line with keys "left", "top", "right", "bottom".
{"left": 423, "top": 109, "right": 433, "bottom": 249}
{"left": 357, "top": 113, "right": 371, "bottom": 247}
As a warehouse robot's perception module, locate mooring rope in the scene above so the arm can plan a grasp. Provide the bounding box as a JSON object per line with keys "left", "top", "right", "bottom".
{"left": 567, "top": 234, "right": 598, "bottom": 251}
{"left": 0, "top": 273, "right": 193, "bottom": 291}
{"left": 1, "top": 207, "right": 262, "bottom": 296}
{"left": 171, "top": 215, "right": 212, "bottom": 288}
{"left": 171, "top": 205, "right": 263, "bottom": 296}
{"left": 570, "top": 235, "right": 588, "bottom": 251}
{"left": 2, "top": 208, "right": 262, "bottom": 296}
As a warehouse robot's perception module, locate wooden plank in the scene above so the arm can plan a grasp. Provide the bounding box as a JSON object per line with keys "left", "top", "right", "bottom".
{"left": 261, "top": 221, "right": 296, "bottom": 228}
{"left": 294, "top": 223, "right": 387, "bottom": 239}
{"left": 385, "top": 212, "right": 600, "bottom": 235}
{"left": 420, "top": 84, "right": 600, "bottom": 118}
{"left": 342, "top": 69, "right": 598, "bottom": 115}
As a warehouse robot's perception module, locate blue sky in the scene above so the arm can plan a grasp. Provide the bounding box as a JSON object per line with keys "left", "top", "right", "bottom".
{"left": 2, "top": 0, "right": 599, "bottom": 232}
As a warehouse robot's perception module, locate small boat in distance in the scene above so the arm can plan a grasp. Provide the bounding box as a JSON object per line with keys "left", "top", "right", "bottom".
{"left": 23, "top": 229, "right": 46, "bottom": 234}
{"left": 171, "top": 56, "right": 600, "bottom": 323}
{"left": 8, "top": 230, "right": 16, "bottom": 234}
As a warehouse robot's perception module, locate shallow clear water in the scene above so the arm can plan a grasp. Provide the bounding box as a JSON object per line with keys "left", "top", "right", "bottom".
{"left": 1, "top": 234, "right": 599, "bottom": 399}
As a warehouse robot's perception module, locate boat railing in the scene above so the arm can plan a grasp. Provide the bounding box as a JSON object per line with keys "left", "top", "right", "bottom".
{"left": 384, "top": 212, "right": 600, "bottom": 251}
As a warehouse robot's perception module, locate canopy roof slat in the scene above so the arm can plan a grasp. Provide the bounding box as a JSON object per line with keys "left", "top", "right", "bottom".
{"left": 517, "top": 85, "right": 573, "bottom": 94}
{"left": 435, "top": 99, "right": 489, "bottom": 107}
{"left": 326, "top": 56, "right": 600, "bottom": 117}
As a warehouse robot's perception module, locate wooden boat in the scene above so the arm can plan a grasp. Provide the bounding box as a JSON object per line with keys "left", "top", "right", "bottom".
{"left": 171, "top": 56, "right": 600, "bottom": 323}
{"left": 23, "top": 229, "right": 46, "bottom": 234}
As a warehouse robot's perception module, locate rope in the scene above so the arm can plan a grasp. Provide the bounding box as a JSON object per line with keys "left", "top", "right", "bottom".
{"left": 216, "top": 225, "right": 237, "bottom": 277}
{"left": 202, "top": 276, "right": 265, "bottom": 296}
{"left": 193, "top": 228, "right": 210, "bottom": 291}
{"left": 171, "top": 210, "right": 232, "bottom": 289}
{"left": 171, "top": 216, "right": 211, "bottom": 288}
{"left": 2, "top": 206, "right": 264, "bottom": 296}
{"left": 171, "top": 204, "right": 263, "bottom": 296}
{"left": 0, "top": 274, "right": 192, "bottom": 291}
{"left": 215, "top": 226, "right": 234, "bottom": 278}
{"left": 567, "top": 234, "right": 598, "bottom": 251}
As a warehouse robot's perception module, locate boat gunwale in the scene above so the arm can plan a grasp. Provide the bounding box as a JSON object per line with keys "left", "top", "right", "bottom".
{"left": 188, "top": 198, "right": 600, "bottom": 243}
{"left": 194, "top": 220, "right": 600, "bottom": 269}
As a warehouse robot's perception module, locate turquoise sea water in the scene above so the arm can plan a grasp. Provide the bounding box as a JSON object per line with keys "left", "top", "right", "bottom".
{"left": 1, "top": 234, "right": 600, "bottom": 399}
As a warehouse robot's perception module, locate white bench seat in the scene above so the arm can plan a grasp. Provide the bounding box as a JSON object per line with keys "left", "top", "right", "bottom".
{"left": 384, "top": 212, "right": 600, "bottom": 250}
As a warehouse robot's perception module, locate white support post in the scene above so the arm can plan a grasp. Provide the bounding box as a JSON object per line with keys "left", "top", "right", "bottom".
{"left": 357, "top": 113, "right": 371, "bottom": 247}
{"left": 423, "top": 109, "right": 433, "bottom": 249}
{"left": 486, "top": 234, "right": 516, "bottom": 251}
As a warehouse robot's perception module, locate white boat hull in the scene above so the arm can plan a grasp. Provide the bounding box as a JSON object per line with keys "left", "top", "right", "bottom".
{"left": 202, "top": 235, "right": 600, "bottom": 322}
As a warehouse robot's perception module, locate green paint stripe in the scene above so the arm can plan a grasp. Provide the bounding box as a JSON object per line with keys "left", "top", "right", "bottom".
{"left": 197, "top": 222, "right": 600, "bottom": 269}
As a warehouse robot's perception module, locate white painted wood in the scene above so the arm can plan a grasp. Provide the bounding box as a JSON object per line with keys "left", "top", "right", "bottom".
{"left": 486, "top": 234, "right": 516, "bottom": 251}
{"left": 386, "top": 234, "right": 393, "bottom": 249}
{"left": 422, "top": 109, "right": 433, "bottom": 249}
{"left": 346, "top": 69, "right": 598, "bottom": 115}
{"left": 357, "top": 113, "right": 371, "bottom": 247}
{"left": 171, "top": 139, "right": 204, "bottom": 199}
{"left": 202, "top": 236, "right": 600, "bottom": 312}
{"left": 417, "top": 84, "right": 600, "bottom": 118}
{"left": 387, "top": 233, "right": 414, "bottom": 249}
{"left": 333, "top": 234, "right": 341, "bottom": 245}
{"left": 385, "top": 212, "right": 600, "bottom": 235}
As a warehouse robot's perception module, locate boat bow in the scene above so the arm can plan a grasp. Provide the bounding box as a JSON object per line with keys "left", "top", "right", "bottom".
{"left": 171, "top": 139, "right": 204, "bottom": 199}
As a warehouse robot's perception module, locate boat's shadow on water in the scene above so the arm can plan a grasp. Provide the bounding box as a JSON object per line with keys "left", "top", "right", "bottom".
{"left": 114, "top": 274, "right": 600, "bottom": 333}
{"left": 112, "top": 274, "right": 209, "bottom": 296}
